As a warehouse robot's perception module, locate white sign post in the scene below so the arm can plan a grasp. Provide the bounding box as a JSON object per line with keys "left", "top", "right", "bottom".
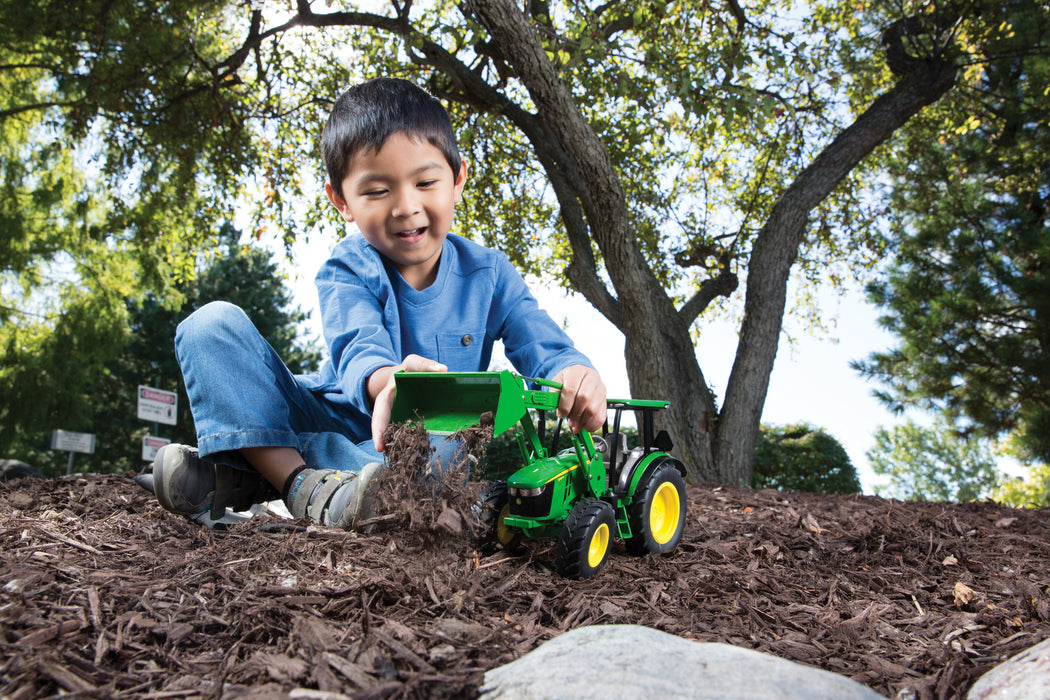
{"left": 137, "top": 385, "right": 178, "bottom": 426}
{"left": 51, "top": 429, "right": 96, "bottom": 475}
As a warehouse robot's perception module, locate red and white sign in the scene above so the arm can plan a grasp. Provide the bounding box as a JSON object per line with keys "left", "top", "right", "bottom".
{"left": 137, "top": 385, "right": 178, "bottom": 425}
{"left": 141, "top": 435, "right": 171, "bottom": 461}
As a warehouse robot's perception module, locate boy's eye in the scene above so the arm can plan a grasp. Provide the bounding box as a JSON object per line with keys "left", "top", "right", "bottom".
{"left": 363, "top": 189, "right": 388, "bottom": 197}
{"left": 418, "top": 180, "right": 437, "bottom": 188}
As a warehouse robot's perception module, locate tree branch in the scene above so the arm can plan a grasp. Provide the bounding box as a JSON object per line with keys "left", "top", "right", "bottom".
{"left": 726, "top": 0, "right": 747, "bottom": 33}
{"left": 0, "top": 101, "right": 77, "bottom": 120}
{"left": 462, "top": 0, "right": 663, "bottom": 307}
{"left": 679, "top": 258, "right": 739, "bottom": 325}
{"left": 715, "top": 12, "right": 961, "bottom": 477}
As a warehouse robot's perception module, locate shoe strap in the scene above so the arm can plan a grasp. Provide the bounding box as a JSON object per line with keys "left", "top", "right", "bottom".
{"left": 307, "top": 473, "right": 354, "bottom": 525}
{"left": 289, "top": 468, "right": 335, "bottom": 519}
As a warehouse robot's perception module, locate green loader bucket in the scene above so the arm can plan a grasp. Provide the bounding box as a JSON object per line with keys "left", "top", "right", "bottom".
{"left": 390, "top": 370, "right": 556, "bottom": 436}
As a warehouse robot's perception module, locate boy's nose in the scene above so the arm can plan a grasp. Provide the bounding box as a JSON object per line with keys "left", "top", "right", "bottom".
{"left": 392, "top": 189, "right": 421, "bottom": 218}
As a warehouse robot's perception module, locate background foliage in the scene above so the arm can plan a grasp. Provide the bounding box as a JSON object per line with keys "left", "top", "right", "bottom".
{"left": 856, "top": 0, "right": 1050, "bottom": 462}
{"left": 752, "top": 424, "right": 861, "bottom": 494}
{"left": 866, "top": 415, "right": 1002, "bottom": 502}
{"left": 992, "top": 462, "right": 1050, "bottom": 508}
{"left": 7, "top": 228, "right": 321, "bottom": 476}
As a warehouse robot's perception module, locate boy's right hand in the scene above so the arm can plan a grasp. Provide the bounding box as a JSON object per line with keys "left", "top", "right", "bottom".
{"left": 369, "top": 355, "right": 447, "bottom": 452}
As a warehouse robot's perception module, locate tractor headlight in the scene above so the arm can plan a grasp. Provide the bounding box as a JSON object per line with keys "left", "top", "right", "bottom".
{"left": 509, "top": 485, "right": 545, "bottom": 498}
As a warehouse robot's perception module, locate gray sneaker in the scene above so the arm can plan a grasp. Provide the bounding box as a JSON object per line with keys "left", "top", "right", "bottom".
{"left": 287, "top": 462, "right": 383, "bottom": 529}
{"left": 152, "top": 444, "right": 277, "bottom": 522}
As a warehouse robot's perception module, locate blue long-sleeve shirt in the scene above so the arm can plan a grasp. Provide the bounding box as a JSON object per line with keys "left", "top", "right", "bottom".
{"left": 301, "top": 233, "right": 594, "bottom": 436}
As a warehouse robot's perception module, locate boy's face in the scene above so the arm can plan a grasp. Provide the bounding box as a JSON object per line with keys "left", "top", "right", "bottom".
{"left": 326, "top": 131, "right": 467, "bottom": 290}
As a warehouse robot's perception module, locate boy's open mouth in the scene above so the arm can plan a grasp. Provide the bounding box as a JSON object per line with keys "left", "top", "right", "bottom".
{"left": 395, "top": 227, "right": 426, "bottom": 242}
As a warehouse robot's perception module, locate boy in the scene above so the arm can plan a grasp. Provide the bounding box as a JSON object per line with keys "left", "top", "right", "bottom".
{"left": 148, "top": 77, "right": 606, "bottom": 529}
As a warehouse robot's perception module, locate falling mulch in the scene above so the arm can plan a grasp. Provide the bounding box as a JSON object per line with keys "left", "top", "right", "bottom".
{"left": 361, "top": 414, "right": 492, "bottom": 543}
{"left": 1, "top": 469, "right": 1049, "bottom": 699}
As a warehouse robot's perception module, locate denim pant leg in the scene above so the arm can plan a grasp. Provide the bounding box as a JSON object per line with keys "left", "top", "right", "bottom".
{"left": 175, "top": 301, "right": 379, "bottom": 473}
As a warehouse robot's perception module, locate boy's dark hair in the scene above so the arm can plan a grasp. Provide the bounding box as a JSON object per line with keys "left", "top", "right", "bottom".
{"left": 322, "top": 77, "right": 462, "bottom": 198}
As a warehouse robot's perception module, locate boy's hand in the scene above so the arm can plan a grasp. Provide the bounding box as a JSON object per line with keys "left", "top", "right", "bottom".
{"left": 369, "top": 355, "right": 447, "bottom": 451}
{"left": 553, "top": 365, "right": 607, "bottom": 434}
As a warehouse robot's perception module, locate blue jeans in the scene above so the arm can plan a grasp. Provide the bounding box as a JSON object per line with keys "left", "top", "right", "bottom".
{"left": 175, "top": 301, "right": 463, "bottom": 476}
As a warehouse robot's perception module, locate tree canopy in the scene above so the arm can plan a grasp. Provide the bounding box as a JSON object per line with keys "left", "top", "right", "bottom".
{"left": 1, "top": 0, "right": 1036, "bottom": 484}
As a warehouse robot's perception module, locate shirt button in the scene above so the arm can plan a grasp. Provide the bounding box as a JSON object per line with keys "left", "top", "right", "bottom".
{"left": 461, "top": 334, "right": 473, "bottom": 346}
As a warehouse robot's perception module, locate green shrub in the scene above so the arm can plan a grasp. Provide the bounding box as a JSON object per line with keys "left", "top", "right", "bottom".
{"left": 753, "top": 423, "right": 861, "bottom": 494}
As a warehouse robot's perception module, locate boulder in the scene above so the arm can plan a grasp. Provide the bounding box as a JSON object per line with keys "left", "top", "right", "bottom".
{"left": 480, "top": 624, "right": 885, "bottom": 699}
{"left": 968, "top": 636, "right": 1050, "bottom": 699}
{"left": 0, "top": 459, "right": 44, "bottom": 481}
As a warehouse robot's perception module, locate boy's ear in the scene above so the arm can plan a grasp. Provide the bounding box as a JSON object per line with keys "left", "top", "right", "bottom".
{"left": 325, "top": 182, "right": 354, "bottom": 222}
{"left": 453, "top": 161, "right": 468, "bottom": 205}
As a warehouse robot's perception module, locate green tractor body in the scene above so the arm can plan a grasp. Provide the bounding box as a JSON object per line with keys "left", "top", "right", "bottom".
{"left": 390, "top": 370, "right": 687, "bottom": 578}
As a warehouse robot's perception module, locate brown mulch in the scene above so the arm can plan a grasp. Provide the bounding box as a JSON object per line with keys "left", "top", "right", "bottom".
{"left": 1, "top": 472, "right": 1049, "bottom": 700}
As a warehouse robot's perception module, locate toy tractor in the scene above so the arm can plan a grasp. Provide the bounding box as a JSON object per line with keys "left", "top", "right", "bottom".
{"left": 389, "top": 370, "right": 687, "bottom": 579}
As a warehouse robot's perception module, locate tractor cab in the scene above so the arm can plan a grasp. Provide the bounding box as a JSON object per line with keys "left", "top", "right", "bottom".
{"left": 602, "top": 399, "right": 674, "bottom": 496}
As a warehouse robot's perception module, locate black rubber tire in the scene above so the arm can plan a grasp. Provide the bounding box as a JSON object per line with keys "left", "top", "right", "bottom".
{"left": 471, "top": 481, "right": 523, "bottom": 555}
{"left": 554, "top": 499, "right": 616, "bottom": 579}
{"left": 625, "top": 462, "right": 687, "bottom": 556}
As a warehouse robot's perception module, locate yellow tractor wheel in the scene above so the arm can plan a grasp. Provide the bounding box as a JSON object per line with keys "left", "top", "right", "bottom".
{"left": 626, "top": 462, "right": 686, "bottom": 555}
{"left": 554, "top": 499, "right": 617, "bottom": 579}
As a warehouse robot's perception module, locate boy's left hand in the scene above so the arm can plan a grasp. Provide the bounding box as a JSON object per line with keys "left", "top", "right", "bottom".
{"left": 370, "top": 355, "right": 447, "bottom": 451}
{"left": 554, "top": 365, "right": 607, "bottom": 434}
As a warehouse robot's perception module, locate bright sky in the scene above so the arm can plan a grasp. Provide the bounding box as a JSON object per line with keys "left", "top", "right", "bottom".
{"left": 275, "top": 229, "right": 908, "bottom": 493}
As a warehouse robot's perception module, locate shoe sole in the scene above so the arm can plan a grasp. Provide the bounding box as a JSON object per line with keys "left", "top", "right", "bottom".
{"left": 338, "top": 461, "right": 384, "bottom": 530}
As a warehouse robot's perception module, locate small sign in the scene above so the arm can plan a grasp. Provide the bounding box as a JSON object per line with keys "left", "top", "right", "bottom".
{"left": 51, "top": 429, "right": 96, "bottom": 454}
{"left": 141, "top": 435, "right": 171, "bottom": 461}
{"left": 137, "top": 385, "right": 178, "bottom": 425}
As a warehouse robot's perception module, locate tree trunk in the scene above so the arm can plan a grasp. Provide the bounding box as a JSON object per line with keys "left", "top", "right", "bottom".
{"left": 621, "top": 292, "right": 720, "bottom": 482}
{"left": 463, "top": 0, "right": 957, "bottom": 485}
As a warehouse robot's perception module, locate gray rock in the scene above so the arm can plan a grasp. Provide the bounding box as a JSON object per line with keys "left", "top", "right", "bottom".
{"left": 0, "top": 459, "right": 44, "bottom": 481}
{"left": 967, "top": 636, "right": 1050, "bottom": 699}
{"left": 480, "top": 624, "right": 885, "bottom": 699}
